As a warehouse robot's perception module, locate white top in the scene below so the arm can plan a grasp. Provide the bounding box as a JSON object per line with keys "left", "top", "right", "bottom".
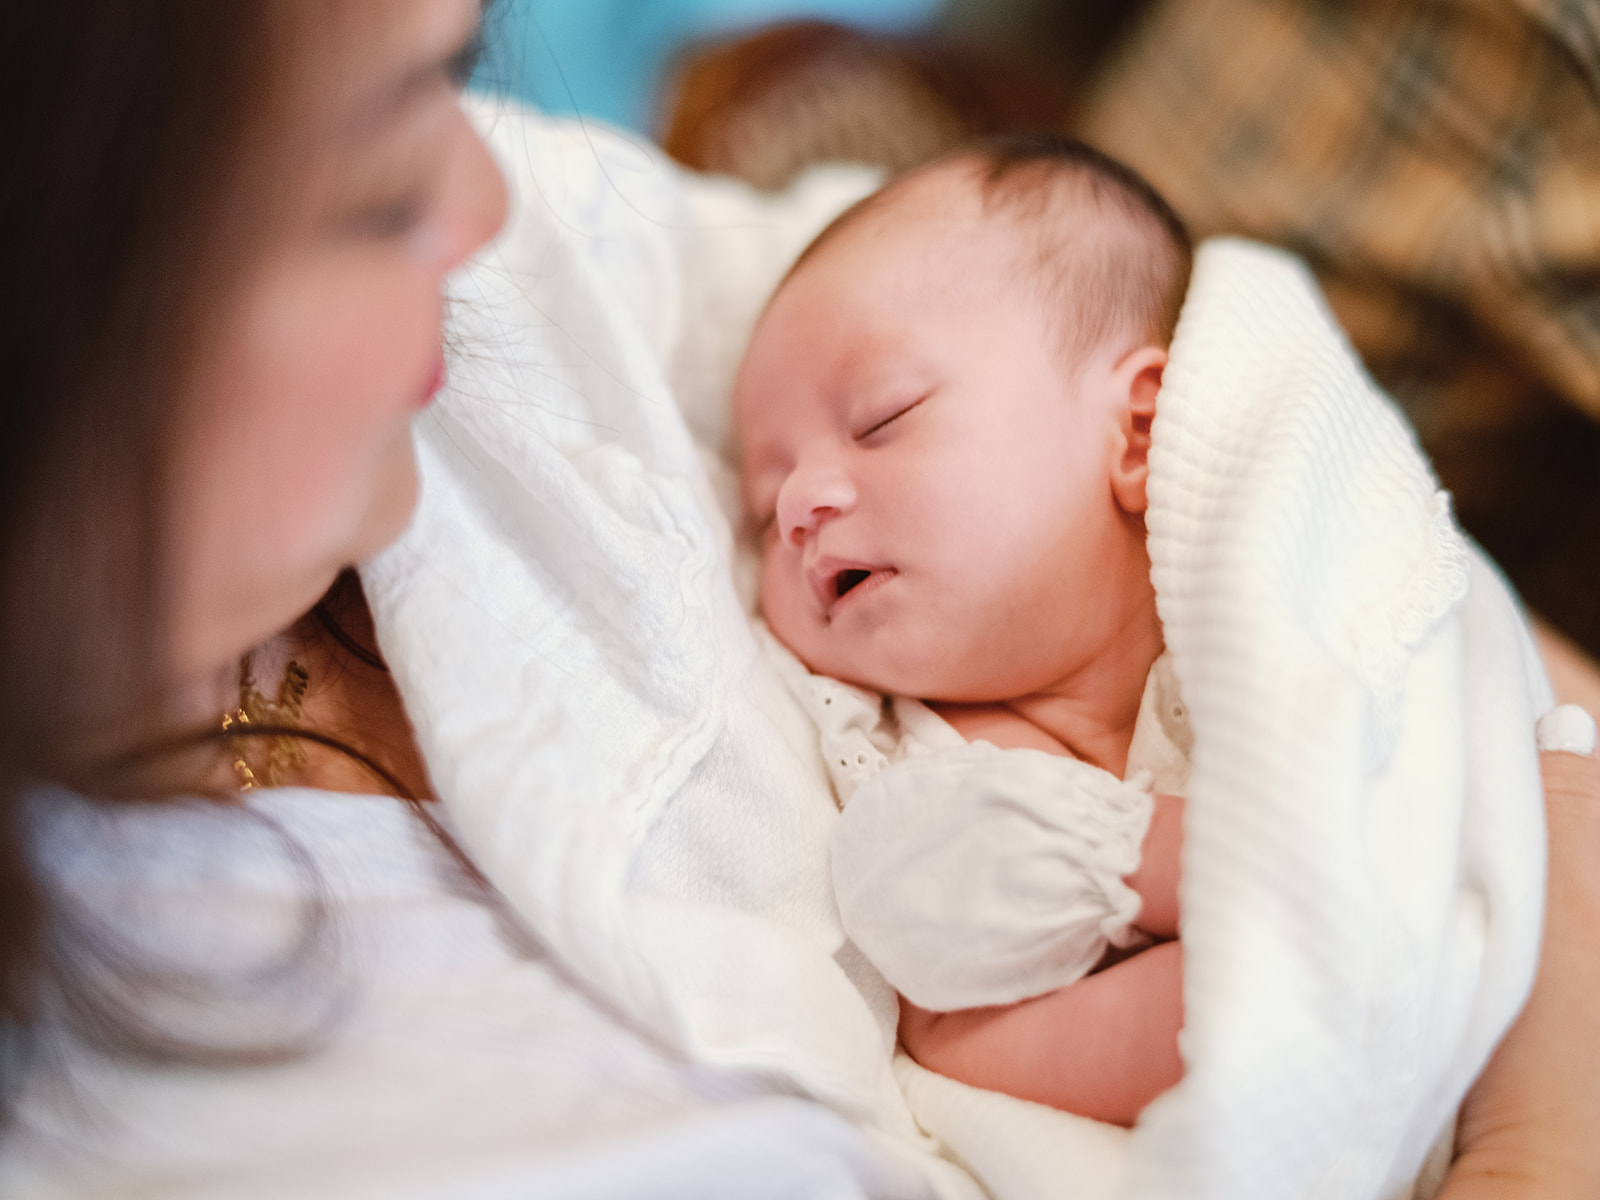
{"left": 2, "top": 790, "right": 927, "bottom": 1199}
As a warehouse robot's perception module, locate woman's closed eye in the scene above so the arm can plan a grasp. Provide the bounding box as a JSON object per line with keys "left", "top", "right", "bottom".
{"left": 351, "top": 193, "right": 428, "bottom": 239}
{"left": 856, "top": 395, "right": 926, "bottom": 440}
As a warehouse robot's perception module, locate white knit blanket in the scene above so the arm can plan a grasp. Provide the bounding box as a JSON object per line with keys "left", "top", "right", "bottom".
{"left": 363, "top": 103, "right": 1547, "bottom": 1200}
{"left": 1130, "top": 238, "right": 1548, "bottom": 1199}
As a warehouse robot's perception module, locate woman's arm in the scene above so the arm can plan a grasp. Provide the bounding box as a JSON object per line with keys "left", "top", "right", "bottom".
{"left": 1442, "top": 627, "right": 1600, "bottom": 1200}
{"left": 1439, "top": 743, "right": 1600, "bottom": 1199}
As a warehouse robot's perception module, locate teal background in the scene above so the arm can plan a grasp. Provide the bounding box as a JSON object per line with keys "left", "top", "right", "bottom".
{"left": 474, "top": 0, "right": 943, "bottom": 133}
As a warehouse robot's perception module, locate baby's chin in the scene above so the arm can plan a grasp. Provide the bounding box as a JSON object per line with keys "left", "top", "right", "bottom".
{"left": 777, "top": 637, "right": 955, "bottom": 699}
{"left": 763, "top": 601, "right": 993, "bottom": 697}
{"left": 769, "top": 627, "right": 884, "bottom": 691}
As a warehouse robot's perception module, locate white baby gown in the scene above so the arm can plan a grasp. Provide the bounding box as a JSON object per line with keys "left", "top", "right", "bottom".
{"left": 773, "top": 642, "right": 1192, "bottom": 1013}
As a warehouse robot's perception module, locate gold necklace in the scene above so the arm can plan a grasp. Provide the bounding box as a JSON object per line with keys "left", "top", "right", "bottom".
{"left": 220, "top": 652, "right": 310, "bottom": 789}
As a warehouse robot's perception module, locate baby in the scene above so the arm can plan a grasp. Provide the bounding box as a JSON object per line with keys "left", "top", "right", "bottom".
{"left": 735, "top": 134, "right": 1194, "bottom": 1126}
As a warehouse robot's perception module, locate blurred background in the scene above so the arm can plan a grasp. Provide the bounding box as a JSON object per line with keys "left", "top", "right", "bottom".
{"left": 473, "top": 1, "right": 1136, "bottom": 136}
{"left": 472, "top": 0, "right": 1600, "bottom": 670}
{"left": 476, "top": 0, "right": 944, "bottom": 131}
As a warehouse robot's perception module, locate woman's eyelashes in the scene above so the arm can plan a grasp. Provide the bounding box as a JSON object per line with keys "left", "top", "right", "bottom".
{"left": 855, "top": 395, "right": 927, "bottom": 440}
{"left": 353, "top": 193, "right": 428, "bottom": 239}
{"left": 348, "top": 155, "right": 444, "bottom": 240}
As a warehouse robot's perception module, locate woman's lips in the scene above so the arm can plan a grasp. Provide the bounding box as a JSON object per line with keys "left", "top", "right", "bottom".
{"left": 418, "top": 345, "right": 447, "bottom": 408}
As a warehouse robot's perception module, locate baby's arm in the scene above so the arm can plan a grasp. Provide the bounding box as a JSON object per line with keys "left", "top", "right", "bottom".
{"left": 899, "top": 940, "right": 1185, "bottom": 1127}
{"left": 898, "top": 700, "right": 1185, "bottom": 1122}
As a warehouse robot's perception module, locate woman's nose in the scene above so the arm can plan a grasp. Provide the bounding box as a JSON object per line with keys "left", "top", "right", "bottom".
{"left": 446, "top": 111, "right": 509, "bottom": 268}
{"left": 415, "top": 104, "right": 509, "bottom": 273}
{"left": 775, "top": 465, "right": 855, "bottom": 547}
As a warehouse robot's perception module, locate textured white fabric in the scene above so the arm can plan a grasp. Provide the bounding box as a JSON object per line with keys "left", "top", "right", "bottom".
{"left": 358, "top": 101, "right": 980, "bottom": 1199}
{"left": 771, "top": 644, "right": 1189, "bottom": 1013}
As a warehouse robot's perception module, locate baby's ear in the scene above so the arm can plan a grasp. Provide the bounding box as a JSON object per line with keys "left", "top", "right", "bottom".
{"left": 1109, "top": 346, "right": 1166, "bottom": 516}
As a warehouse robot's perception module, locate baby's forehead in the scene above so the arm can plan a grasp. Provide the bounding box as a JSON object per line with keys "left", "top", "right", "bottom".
{"left": 795, "top": 172, "right": 1026, "bottom": 297}
{"left": 850, "top": 161, "right": 1014, "bottom": 247}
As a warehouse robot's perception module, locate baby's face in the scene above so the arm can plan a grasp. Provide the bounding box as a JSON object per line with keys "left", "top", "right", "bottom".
{"left": 736, "top": 175, "right": 1152, "bottom": 701}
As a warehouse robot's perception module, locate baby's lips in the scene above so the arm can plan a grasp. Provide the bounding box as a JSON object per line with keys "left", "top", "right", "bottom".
{"left": 805, "top": 557, "right": 843, "bottom": 613}
{"left": 805, "top": 555, "right": 893, "bottom": 616}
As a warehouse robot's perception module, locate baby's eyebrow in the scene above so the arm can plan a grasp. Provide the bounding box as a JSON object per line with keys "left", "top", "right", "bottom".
{"left": 838, "top": 338, "right": 905, "bottom": 391}
{"left": 839, "top": 338, "right": 939, "bottom": 401}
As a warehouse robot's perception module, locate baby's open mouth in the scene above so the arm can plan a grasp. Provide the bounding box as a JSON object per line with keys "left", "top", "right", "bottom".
{"left": 833, "top": 568, "right": 871, "bottom": 599}
{"left": 808, "top": 557, "right": 895, "bottom": 616}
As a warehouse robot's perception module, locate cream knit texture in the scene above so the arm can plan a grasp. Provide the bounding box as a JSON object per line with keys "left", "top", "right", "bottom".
{"left": 1127, "top": 238, "right": 1546, "bottom": 1200}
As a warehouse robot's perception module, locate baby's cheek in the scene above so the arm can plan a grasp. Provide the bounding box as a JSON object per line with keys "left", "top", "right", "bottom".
{"left": 760, "top": 560, "right": 811, "bottom": 659}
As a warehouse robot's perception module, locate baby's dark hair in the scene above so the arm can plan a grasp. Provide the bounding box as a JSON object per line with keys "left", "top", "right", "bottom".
{"left": 963, "top": 132, "right": 1192, "bottom": 361}
{"left": 793, "top": 132, "right": 1192, "bottom": 365}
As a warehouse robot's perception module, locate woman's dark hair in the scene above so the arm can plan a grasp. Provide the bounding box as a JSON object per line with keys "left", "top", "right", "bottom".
{"left": 1, "top": 0, "right": 505, "bottom": 1118}
{"left": 2, "top": 2, "right": 505, "bottom": 1111}
{"left": 1, "top": 0, "right": 291, "bottom": 1092}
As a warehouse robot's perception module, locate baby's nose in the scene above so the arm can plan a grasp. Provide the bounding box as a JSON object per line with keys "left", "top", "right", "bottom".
{"left": 775, "top": 465, "right": 856, "bottom": 546}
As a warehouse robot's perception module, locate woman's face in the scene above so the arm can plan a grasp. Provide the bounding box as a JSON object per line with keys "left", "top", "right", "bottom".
{"left": 169, "top": 0, "right": 506, "bottom": 680}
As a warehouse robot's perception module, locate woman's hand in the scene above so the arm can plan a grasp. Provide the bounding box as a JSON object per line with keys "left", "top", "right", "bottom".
{"left": 1441, "top": 728, "right": 1600, "bottom": 1198}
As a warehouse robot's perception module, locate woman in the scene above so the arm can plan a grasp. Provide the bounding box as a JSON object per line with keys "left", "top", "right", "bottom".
{"left": 2, "top": 0, "right": 1597, "bottom": 1195}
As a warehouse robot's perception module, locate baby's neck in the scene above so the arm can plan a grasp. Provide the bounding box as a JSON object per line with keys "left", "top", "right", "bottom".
{"left": 927, "top": 604, "right": 1164, "bottom": 778}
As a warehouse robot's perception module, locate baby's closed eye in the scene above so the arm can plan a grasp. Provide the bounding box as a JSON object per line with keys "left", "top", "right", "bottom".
{"left": 856, "top": 395, "right": 927, "bottom": 440}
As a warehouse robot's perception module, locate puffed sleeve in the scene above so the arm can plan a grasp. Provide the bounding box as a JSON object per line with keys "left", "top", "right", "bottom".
{"left": 831, "top": 741, "right": 1155, "bottom": 1012}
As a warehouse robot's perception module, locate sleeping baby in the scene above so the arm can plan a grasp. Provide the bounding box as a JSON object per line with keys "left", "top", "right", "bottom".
{"left": 735, "top": 134, "right": 1195, "bottom": 1126}
{"left": 734, "top": 131, "right": 1560, "bottom": 1198}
